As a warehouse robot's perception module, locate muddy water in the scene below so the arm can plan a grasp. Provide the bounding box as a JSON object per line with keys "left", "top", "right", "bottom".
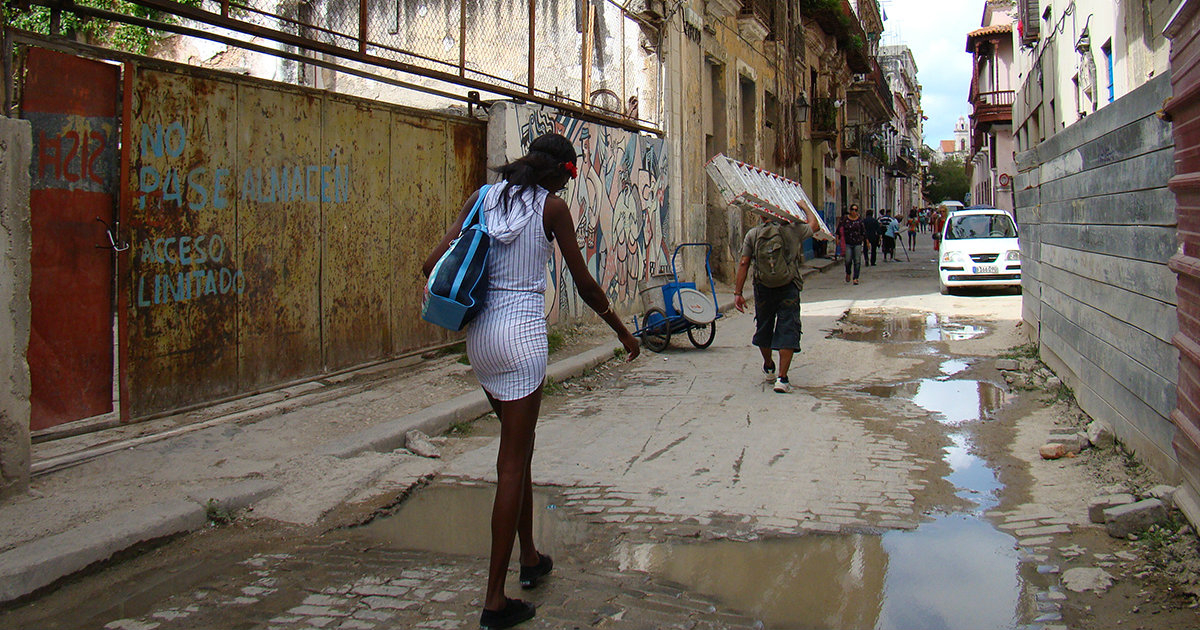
{"left": 362, "top": 313, "right": 1036, "bottom": 629}
{"left": 833, "top": 312, "right": 987, "bottom": 343}
{"left": 351, "top": 484, "right": 589, "bottom": 560}
{"left": 611, "top": 314, "right": 1032, "bottom": 628}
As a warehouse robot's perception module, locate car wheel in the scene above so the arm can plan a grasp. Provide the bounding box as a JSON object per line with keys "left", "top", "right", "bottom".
{"left": 940, "top": 283, "right": 951, "bottom": 296}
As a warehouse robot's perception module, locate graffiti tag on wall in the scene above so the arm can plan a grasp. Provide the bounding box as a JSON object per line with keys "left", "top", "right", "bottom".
{"left": 498, "top": 105, "right": 669, "bottom": 323}
{"left": 133, "top": 122, "right": 351, "bottom": 308}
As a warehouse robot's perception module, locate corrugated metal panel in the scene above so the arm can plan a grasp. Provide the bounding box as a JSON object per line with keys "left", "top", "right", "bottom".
{"left": 236, "top": 83, "right": 323, "bottom": 388}
{"left": 388, "top": 112, "right": 486, "bottom": 353}
{"left": 22, "top": 47, "right": 119, "bottom": 430}
{"left": 125, "top": 68, "right": 240, "bottom": 417}
{"left": 1167, "top": 0, "right": 1200, "bottom": 523}
{"left": 114, "top": 57, "right": 485, "bottom": 418}
{"left": 322, "top": 97, "right": 392, "bottom": 370}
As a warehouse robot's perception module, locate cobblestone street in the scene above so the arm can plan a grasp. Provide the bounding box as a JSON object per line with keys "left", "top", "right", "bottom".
{"left": 4, "top": 252, "right": 1196, "bottom": 629}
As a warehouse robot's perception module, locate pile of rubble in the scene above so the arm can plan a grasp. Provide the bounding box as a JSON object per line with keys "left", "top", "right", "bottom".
{"left": 996, "top": 357, "right": 1062, "bottom": 391}
{"left": 1036, "top": 419, "right": 1114, "bottom": 460}
{"left": 1089, "top": 484, "right": 1183, "bottom": 539}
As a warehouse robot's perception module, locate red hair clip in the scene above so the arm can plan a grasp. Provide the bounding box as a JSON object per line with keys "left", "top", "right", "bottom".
{"left": 562, "top": 161, "right": 578, "bottom": 179}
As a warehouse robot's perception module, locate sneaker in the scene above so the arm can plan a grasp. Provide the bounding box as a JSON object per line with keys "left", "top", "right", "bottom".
{"left": 773, "top": 377, "right": 791, "bottom": 393}
{"left": 763, "top": 360, "right": 776, "bottom": 379}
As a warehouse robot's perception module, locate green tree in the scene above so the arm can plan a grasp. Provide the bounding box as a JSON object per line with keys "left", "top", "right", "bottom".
{"left": 925, "top": 156, "right": 969, "bottom": 205}
{"left": 5, "top": 1, "right": 198, "bottom": 55}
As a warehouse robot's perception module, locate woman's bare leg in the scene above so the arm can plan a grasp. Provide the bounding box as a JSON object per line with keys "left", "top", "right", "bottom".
{"left": 484, "top": 385, "right": 543, "bottom": 612}
{"left": 483, "top": 392, "right": 539, "bottom": 565}
{"left": 516, "top": 431, "right": 540, "bottom": 566}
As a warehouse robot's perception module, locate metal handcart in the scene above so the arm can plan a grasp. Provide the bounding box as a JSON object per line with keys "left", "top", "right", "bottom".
{"left": 632, "top": 243, "right": 722, "bottom": 352}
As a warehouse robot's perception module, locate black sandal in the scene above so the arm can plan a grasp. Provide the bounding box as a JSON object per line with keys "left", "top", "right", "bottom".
{"left": 519, "top": 553, "right": 553, "bottom": 589}
{"left": 480, "top": 597, "right": 536, "bottom": 629}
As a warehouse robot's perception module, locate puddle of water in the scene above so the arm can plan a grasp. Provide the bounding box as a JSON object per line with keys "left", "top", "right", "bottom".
{"left": 349, "top": 484, "right": 588, "bottom": 559}
{"left": 614, "top": 514, "right": 1025, "bottom": 629}
{"left": 939, "top": 358, "right": 970, "bottom": 375}
{"left": 945, "top": 433, "right": 1003, "bottom": 511}
{"left": 859, "top": 379, "right": 1005, "bottom": 426}
{"left": 834, "top": 313, "right": 987, "bottom": 343}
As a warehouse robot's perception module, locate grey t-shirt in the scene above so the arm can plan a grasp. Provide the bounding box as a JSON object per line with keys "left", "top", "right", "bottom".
{"left": 742, "top": 220, "right": 814, "bottom": 289}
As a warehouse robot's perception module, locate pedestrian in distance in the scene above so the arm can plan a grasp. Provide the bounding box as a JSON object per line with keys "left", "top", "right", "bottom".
{"left": 863, "top": 208, "right": 880, "bottom": 267}
{"left": 732, "top": 205, "right": 821, "bottom": 394}
{"left": 842, "top": 205, "right": 865, "bottom": 285}
{"left": 879, "top": 209, "right": 896, "bottom": 261}
{"left": 933, "top": 208, "right": 947, "bottom": 252}
{"left": 423, "top": 133, "right": 640, "bottom": 630}
{"left": 907, "top": 210, "right": 918, "bottom": 251}
{"left": 884, "top": 211, "right": 901, "bottom": 261}
{"left": 833, "top": 208, "right": 848, "bottom": 262}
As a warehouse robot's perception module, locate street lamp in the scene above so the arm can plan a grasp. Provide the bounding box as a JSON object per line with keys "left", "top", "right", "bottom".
{"left": 795, "top": 93, "right": 810, "bottom": 123}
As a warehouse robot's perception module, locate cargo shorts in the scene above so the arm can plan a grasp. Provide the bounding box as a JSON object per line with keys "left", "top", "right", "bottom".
{"left": 752, "top": 282, "right": 801, "bottom": 350}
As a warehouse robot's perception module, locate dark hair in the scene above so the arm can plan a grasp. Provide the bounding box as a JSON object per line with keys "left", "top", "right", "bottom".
{"left": 493, "top": 133, "right": 577, "bottom": 214}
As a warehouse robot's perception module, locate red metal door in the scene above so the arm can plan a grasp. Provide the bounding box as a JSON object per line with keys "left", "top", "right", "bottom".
{"left": 21, "top": 47, "right": 121, "bottom": 431}
{"left": 1168, "top": 1, "right": 1200, "bottom": 524}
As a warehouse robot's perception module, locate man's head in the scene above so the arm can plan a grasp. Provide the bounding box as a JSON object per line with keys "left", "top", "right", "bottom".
{"left": 866, "top": 209, "right": 875, "bottom": 217}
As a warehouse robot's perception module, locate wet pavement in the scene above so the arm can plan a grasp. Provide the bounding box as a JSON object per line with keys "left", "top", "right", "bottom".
{"left": 3, "top": 267, "right": 1091, "bottom": 630}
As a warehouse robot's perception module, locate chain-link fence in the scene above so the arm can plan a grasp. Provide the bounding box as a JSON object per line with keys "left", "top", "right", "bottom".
{"left": 44, "top": 0, "right": 661, "bottom": 129}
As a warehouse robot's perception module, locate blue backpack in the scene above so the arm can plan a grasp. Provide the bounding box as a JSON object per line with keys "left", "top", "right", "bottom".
{"left": 422, "top": 185, "right": 492, "bottom": 331}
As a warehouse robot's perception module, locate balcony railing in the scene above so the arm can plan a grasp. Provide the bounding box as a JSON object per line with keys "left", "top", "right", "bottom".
{"left": 972, "top": 90, "right": 1015, "bottom": 124}
{"left": 812, "top": 97, "right": 838, "bottom": 139}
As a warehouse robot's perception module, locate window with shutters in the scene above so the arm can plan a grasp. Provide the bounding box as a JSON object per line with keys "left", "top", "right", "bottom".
{"left": 1019, "top": 0, "right": 1040, "bottom": 45}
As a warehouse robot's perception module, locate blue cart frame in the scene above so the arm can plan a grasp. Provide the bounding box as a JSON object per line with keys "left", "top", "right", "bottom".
{"left": 632, "top": 243, "right": 723, "bottom": 352}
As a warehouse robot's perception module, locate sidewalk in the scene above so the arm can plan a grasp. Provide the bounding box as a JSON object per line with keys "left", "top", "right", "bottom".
{"left": 0, "top": 259, "right": 836, "bottom": 603}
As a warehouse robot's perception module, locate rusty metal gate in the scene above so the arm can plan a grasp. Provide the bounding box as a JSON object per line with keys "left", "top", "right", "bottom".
{"left": 13, "top": 37, "right": 486, "bottom": 425}
{"left": 20, "top": 46, "right": 121, "bottom": 431}
{"left": 1167, "top": 1, "right": 1200, "bottom": 525}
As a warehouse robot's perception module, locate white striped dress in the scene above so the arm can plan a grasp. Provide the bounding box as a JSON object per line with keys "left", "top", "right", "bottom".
{"left": 466, "top": 182, "right": 554, "bottom": 401}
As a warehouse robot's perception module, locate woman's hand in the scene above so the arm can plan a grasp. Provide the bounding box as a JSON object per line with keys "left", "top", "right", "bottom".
{"left": 619, "top": 331, "right": 640, "bottom": 362}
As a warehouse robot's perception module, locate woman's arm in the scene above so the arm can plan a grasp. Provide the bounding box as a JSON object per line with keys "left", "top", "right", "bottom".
{"left": 544, "top": 197, "right": 639, "bottom": 361}
{"left": 421, "top": 190, "right": 481, "bottom": 278}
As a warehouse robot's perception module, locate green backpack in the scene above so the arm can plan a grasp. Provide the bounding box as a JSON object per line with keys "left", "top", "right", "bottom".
{"left": 753, "top": 224, "right": 795, "bottom": 288}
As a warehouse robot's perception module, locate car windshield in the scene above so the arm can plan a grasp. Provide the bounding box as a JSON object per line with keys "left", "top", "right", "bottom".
{"left": 945, "top": 214, "right": 1017, "bottom": 240}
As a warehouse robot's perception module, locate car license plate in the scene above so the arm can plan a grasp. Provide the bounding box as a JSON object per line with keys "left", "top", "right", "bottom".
{"left": 974, "top": 265, "right": 999, "bottom": 274}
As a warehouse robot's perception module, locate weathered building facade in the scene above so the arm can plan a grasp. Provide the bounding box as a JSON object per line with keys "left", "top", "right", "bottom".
{"left": 966, "top": 1, "right": 1017, "bottom": 213}
{"left": 878, "top": 45, "right": 922, "bottom": 214}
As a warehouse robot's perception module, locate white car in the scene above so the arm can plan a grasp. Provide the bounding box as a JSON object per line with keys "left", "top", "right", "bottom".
{"left": 938, "top": 207, "right": 1021, "bottom": 294}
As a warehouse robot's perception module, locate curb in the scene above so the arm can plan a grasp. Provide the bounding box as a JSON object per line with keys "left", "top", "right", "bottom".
{"left": 0, "top": 480, "right": 280, "bottom": 603}
{"left": 317, "top": 344, "right": 622, "bottom": 460}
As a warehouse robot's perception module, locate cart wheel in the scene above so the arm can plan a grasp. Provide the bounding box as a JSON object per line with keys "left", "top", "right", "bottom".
{"left": 687, "top": 320, "right": 716, "bottom": 349}
{"left": 641, "top": 307, "right": 671, "bottom": 353}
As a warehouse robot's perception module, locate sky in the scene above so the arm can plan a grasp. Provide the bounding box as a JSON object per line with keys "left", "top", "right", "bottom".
{"left": 879, "top": 0, "right": 988, "bottom": 146}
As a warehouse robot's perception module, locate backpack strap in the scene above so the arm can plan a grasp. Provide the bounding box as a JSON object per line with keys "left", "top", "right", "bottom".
{"left": 462, "top": 185, "right": 492, "bottom": 232}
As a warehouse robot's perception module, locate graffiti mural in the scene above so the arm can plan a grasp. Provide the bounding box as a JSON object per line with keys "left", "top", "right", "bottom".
{"left": 494, "top": 104, "right": 670, "bottom": 323}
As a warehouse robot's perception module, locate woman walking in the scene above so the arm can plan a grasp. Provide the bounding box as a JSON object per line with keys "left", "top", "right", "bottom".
{"left": 842, "top": 205, "right": 865, "bottom": 285}
{"left": 423, "top": 133, "right": 640, "bottom": 629}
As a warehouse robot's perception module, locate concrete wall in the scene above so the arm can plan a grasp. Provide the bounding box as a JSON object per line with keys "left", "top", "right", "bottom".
{"left": 1015, "top": 73, "right": 1181, "bottom": 479}
{"left": 0, "top": 117, "right": 32, "bottom": 498}
{"left": 487, "top": 102, "right": 669, "bottom": 323}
